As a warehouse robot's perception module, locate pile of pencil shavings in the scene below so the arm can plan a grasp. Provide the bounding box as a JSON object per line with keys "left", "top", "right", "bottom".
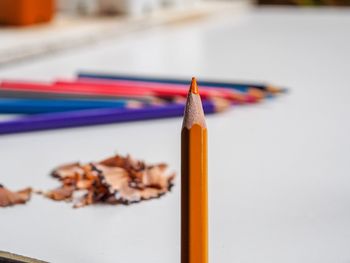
{"left": 44, "top": 154, "right": 176, "bottom": 208}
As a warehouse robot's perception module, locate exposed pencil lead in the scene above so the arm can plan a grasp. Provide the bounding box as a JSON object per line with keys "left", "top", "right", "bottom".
{"left": 190, "top": 77, "right": 198, "bottom": 94}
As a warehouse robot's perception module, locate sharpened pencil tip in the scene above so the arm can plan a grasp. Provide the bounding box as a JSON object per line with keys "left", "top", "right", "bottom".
{"left": 190, "top": 77, "right": 198, "bottom": 94}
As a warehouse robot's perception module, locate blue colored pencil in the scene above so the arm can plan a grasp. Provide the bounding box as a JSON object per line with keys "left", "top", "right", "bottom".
{"left": 77, "top": 71, "right": 286, "bottom": 94}
{"left": 0, "top": 98, "right": 139, "bottom": 114}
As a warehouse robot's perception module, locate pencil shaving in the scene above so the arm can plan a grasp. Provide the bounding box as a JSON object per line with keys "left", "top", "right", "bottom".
{"left": 45, "top": 154, "right": 175, "bottom": 208}
{"left": 0, "top": 185, "right": 32, "bottom": 207}
{"left": 45, "top": 185, "right": 75, "bottom": 201}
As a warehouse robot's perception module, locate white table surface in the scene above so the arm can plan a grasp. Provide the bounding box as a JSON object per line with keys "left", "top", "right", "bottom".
{"left": 1, "top": 7, "right": 350, "bottom": 263}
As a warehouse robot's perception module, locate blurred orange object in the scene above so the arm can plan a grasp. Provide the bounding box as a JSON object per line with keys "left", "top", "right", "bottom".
{"left": 0, "top": 0, "right": 54, "bottom": 26}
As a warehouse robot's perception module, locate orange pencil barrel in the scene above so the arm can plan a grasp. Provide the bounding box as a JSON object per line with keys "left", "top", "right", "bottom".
{"left": 0, "top": 0, "right": 54, "bottom": 26}
{"left": 181, "top": 78, "right": 208, "bottom": 263}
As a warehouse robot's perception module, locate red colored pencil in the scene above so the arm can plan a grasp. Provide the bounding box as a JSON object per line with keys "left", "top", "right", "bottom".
{"left": 0, "top": 80, "right": 152, "bottom": 98}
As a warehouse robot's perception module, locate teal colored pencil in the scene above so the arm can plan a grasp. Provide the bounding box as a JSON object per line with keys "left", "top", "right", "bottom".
{"left": 0, "top": 98, "right": 141, "bottom": 114}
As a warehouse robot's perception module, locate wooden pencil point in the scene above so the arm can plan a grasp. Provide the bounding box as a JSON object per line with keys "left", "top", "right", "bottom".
{"left": 182, "top": 81, "right": 206, "bottom": 129}
{"left": 190, "top": 77, "right": 198, "bottom": 94}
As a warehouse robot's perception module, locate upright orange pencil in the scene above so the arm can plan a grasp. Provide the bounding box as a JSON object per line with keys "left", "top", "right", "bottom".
{"left": 181, "top": 78, "right": 208, "bottom": 263}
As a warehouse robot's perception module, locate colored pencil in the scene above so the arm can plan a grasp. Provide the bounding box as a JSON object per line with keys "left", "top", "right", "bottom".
{"left": 0, "top": 98, "right": 141, "bottom": 114}
{"left": 0, "top": 90, "right": 157, "bottom": 103}
{"left": 77, "top": 71, "right": 286, "bottom": 94}
{"left": 181, "top": 78, "right": 208, "bottom": 263}
{"left": 0, "top": 80, "right": 151, "bottom": 98}
{"left": 0, "top": 99, "right": 230, "bottom": 135}
{"left": 0, "top": 81, "right": 162, "bottom": 105}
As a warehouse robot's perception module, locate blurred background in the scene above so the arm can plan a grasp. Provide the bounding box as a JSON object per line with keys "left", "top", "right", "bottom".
{"left": 0, "top": 0, "right": 349, "bottom": 66}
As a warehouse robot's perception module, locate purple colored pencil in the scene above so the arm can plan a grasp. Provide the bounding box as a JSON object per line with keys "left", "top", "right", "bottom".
{"left": 0, "top": 100, "right": 229, "bottom": 135}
